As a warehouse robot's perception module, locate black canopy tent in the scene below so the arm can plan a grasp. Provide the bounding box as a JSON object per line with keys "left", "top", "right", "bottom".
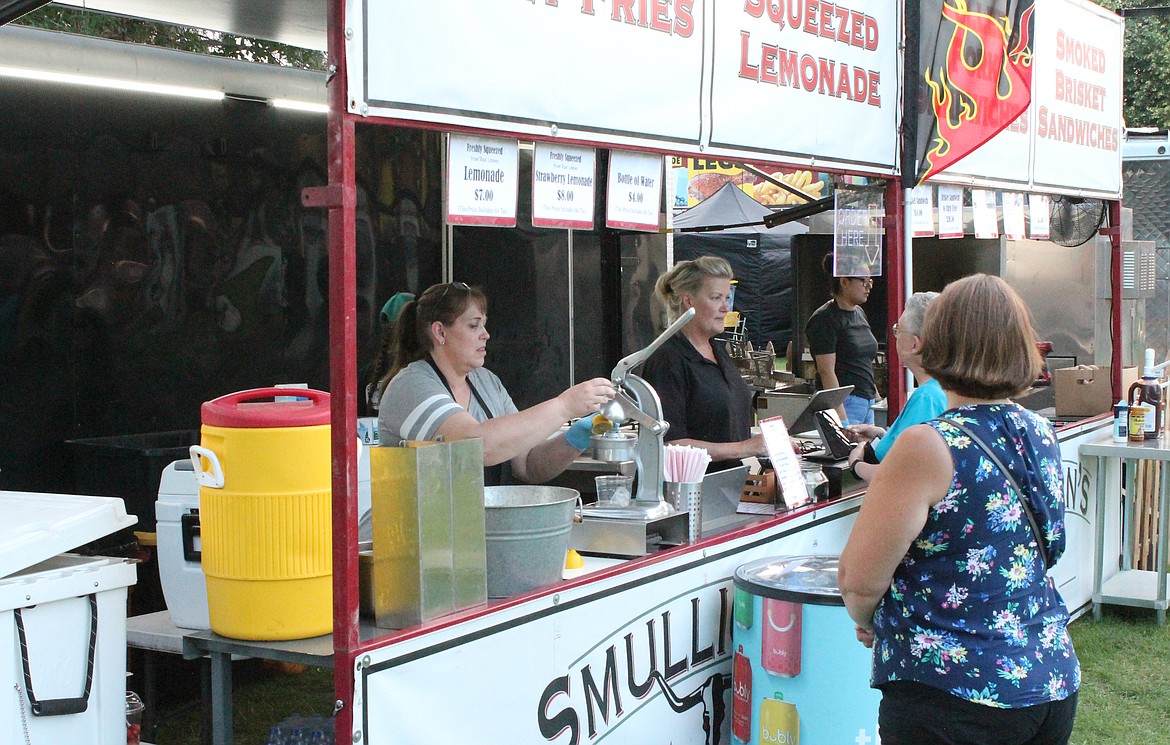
{"left": 672, "top": 181, "right": 805, "bottom": 352}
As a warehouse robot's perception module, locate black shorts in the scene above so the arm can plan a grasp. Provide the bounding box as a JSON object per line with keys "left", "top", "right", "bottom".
{"left": 878, "top": 680, "right": 1078, "bottom": 745}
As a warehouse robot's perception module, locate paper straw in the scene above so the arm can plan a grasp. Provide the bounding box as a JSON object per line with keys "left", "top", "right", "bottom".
{"left": 664, "top": 444, "right": 710, "bottom": 483}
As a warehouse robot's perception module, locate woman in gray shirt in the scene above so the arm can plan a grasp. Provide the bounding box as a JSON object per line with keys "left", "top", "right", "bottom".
{"left": 376, "top": 281, "right": 613, "bottom": 485}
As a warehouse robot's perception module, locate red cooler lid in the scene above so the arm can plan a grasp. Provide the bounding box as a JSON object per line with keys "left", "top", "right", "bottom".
{"left": 201, "top": 387, "right": 331, "bottom": 428}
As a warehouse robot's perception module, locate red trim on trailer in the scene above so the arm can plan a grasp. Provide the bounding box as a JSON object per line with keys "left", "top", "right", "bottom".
{"left": 327, "top": 1, "right": 359, "bottom": 742}
{"left": 884, "top": 180, "right": 906, "bottom": 418}
{"left": 1108, "top": 200, "right": 1123, "bottom": 399}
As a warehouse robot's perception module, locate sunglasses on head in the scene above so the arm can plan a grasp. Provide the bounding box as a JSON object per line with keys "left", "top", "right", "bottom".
{"left": 425, "top": 281, "right": 471, "bottom": 304}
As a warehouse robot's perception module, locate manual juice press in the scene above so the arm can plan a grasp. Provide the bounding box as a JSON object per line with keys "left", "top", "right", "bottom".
{"left": 570, "top": 309, "right": 694, "bottom": 557}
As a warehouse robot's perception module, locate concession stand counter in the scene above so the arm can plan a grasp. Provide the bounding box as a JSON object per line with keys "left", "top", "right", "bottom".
{"left": 0, "top": 0, "right": 1127, "bottom": 743}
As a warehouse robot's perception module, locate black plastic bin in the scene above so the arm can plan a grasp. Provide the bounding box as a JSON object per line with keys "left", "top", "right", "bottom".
{"left": 65, "top": 430, "right": 200, "bottom": 539}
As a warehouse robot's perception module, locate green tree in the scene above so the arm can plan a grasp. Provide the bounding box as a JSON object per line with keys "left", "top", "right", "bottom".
{"left": 14, "top": 5, "right": 326, "bottom": 70}
{"left": 1097, "top": 0, "right": 1170, "bottom": 128}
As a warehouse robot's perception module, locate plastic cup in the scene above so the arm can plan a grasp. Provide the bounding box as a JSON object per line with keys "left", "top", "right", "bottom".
{"left": 595, "top": 474, "right": 633, "bottom": 505}
{"left": 126, "top": 691, "right": 145, "bottom": 745}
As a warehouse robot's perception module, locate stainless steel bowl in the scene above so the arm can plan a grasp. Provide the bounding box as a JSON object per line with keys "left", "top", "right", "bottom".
{"left": 591, "top": 431, "right": 637, "bottom": 462}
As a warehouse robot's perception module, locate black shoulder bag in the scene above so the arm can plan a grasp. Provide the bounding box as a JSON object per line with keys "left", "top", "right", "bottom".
{"left": 944, "top": 419, "right": 1052, "bottom": 570}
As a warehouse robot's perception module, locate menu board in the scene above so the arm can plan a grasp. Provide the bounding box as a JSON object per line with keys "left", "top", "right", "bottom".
{"left": 759, "top": 416, "right": 809, "bottom": 510}
{"left": 605, "top": 150, "right": 662, "bottom": 232}
{"left": 532, "top": 143, "right": 596, "bottom": 229}
{"left": 937, "top": 184, "right": 964, "bottom": 239}
{"left": 446, "top": 134, "right": 519, "bottom": 227}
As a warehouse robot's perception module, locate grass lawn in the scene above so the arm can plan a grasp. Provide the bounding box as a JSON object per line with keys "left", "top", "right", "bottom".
{"left": 1067, "top": 605, "right": 1170, "bottom": 744}
{"left": 148, "top": 605, "right": 1168, "bottom": 744}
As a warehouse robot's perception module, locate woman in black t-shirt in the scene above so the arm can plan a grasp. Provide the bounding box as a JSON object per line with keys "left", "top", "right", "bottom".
{"left": 805, "top": 272, "right": 879, "bottom": 426}
{"left": 642, "top": 256, "right": 766, "bottom": 472}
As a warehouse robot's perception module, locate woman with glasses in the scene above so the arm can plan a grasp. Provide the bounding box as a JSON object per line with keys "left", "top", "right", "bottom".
{"left": 376, "top": 281, "right": 615, "bottom": 486}
{"left": 804, "top": 261, "right": 879, "bottom": 426}
{"left": 642, "top": 256, "right": 767, "bottom": 473}
{"left": 845, "top": 291, "right": 946, "bottom": 481}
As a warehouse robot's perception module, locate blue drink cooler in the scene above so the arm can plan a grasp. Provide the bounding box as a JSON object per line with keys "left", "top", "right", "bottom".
{"left": 731, "top": 555, "right": 881, "bottom": 744}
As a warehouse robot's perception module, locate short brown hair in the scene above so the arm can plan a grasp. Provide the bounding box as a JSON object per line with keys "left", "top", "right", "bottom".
{"left": 919, "top": 274, "right": 1041, "bottom": 399}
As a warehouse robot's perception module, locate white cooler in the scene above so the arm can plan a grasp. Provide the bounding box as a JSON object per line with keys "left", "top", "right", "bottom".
{"left": 1, "top": 491, "right": 137, "bottom": 745}
{"left": 156, "top": 460, "right": 209, "bottom": 629}
{"left": 156, "top": 445, "right": 373, "bottom": 630}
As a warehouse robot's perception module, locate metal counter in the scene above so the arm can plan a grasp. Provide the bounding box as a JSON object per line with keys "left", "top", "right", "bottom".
{"left": 1081, "top": 435, "right": 1170, "bottom": 625}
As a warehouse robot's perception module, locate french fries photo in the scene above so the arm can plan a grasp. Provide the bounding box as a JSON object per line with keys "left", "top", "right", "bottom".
{"left": 752, "top": 170, "right": 825, "bottom": 206}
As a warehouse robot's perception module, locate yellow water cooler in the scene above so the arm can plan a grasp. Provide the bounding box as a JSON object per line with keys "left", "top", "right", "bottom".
{"left": 190, "top": 387, "right": 332, "bottom": 640}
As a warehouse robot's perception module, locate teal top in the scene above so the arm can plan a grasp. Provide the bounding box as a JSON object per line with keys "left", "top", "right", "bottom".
{"left": 873, "top": 377, "right": 949, "bottom": 461}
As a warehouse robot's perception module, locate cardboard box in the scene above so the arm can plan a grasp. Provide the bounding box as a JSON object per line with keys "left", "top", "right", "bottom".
{"left": 1054, "top": 365, "right": 1138, "bottom": 417}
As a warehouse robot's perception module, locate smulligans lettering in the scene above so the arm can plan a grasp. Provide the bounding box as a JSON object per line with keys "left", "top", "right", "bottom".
{"left": 537, "top": 588, "right": 732, "bottom": 744}
{"left": 464, "top": 167, "right": 506, "bottom": 182}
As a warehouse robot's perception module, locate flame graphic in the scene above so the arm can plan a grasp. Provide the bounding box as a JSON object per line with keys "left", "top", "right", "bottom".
{"left": 921, "top": 0, "right": 1035, "bottom": 180}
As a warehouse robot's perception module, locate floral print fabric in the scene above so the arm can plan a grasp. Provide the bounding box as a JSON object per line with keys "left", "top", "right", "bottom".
{"left": 870, "top": 403, "right": 1081, "bottom": 708}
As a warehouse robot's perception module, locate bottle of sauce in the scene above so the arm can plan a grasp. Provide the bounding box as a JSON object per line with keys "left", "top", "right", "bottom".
{"left": 1128, "top": 349, "right": 1164, "bottom": 441}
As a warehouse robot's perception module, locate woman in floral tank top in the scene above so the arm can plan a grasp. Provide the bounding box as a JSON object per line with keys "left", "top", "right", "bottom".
{"left": 840, "top": 274, "right": 1079, "bottom": 744}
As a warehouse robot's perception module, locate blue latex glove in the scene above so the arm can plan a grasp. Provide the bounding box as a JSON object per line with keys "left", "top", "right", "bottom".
{"left": 564, "top": 416, "right": 594, "bottom": 450}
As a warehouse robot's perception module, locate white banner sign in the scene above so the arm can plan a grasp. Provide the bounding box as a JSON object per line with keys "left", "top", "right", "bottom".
{"left": 1031, "top": 0, "right": 1123, "bottom": 196}
{"left": 971, "top": 189, "right": 999, "bottom": 239}
{"left": 1003, "top": 192, "right": 1026, "bottom": 240}
{"left": 933, "top": 0, "right": 1123, "bottom": 198}
{"left": 446, "top": 135, "right": 519, "bottom": 227}
{"left": 606, "top": 150, "right": 662, "bottom": 232}
{"left": 532, "top": 143, "right": 597, "bottom": 230}
{"left": 356, "top": 1, "right": 703, "bottom": 148}
{"left": 706, "top": 1, "right": 899, "bottom": 170}
{"left": 937, "top": 185, "right": 964, "bottom": 239}
{"left": 909, "top": 185, "right": 935, "bottom": 237}
{"left": 1030, "top": 193, "right": 1052, "bottom": 239}
{"left": 350, "top": 1, "right": 900, "bottom": 175}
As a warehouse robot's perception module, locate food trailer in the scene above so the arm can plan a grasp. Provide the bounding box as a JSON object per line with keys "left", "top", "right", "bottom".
{"left": 0, "top": 0, "right": 1129, "bottom": 743}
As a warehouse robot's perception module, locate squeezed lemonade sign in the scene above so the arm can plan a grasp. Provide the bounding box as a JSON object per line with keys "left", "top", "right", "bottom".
{"left": 532, "top": 143, "right": 596, "bottom": 229}
{"left": 606, "top": 150, "right": 662, "bottom": 232}
{"left": 447, "top": 134, "right": 519, "bottom": 227}
{"left": 708, "top": 0, "right": 899, "bottom": 169}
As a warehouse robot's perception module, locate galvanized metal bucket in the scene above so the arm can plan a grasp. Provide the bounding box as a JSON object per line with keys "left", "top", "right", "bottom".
{"left": 484, "top": 485, "right": 580, "bottom": 598}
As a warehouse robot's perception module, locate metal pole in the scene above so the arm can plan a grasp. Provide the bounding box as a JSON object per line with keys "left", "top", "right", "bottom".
{"left": 1109, "top": 200, "right": 1123, "bottom": 398}
{"left": 884, "top": 179, "right": 907, "bottom": 418}
{"left": 325, "top": 1, "right": 359, "bottom": 743}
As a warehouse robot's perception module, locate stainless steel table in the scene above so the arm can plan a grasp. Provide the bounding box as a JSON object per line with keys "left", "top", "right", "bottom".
{"left": 127, "top": 611, "right": 207, "bottom": 744}
{"left": 1080, "top": 435, "right": 1170, "bottom": 625}
{"left": 181, "top": 629, "right": 336, "bottom": 745}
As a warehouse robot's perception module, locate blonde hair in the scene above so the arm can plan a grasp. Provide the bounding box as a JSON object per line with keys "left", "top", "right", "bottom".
{"left": 653, "top": 256, "right": 734, "bottom": 322}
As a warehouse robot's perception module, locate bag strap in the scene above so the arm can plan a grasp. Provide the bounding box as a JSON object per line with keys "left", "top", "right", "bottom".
{"left": 943, "top": 419, "right": 1052, "bottom": 570}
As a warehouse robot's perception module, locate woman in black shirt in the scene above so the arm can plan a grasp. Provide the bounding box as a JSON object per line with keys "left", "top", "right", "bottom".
{"left": 805, "top": 271, "right": 879, "bottom": 426}
{"left": 642, "top": 256, "right": 766, "bottom": 472}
